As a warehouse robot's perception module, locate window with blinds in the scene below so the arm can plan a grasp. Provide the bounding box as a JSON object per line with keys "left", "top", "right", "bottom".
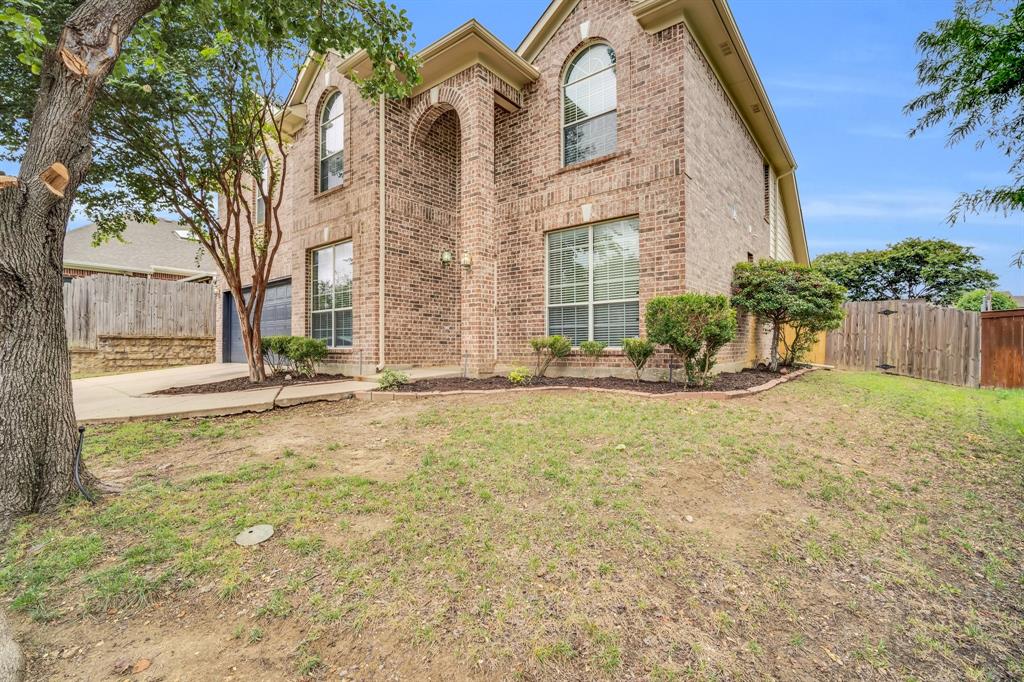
{"left": 546, "top": 217, "right": 639, "bottom": 346}
{"left": 310, "top": 241, "right": 353, "bottom": 348}
{"left": 563, "top": 44, "right": 617, "bottom": 166}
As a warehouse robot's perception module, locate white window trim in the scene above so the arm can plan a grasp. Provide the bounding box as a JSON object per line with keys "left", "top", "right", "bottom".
{"left": 319, "top": 92, "right": 345, "bottom": 193}
{"left": 544, "top": 217, "right": 640, "bottom": 349}
{"left": 309, "top": 241, "right": 353, "bottom": 349}
{"left": 560, "top": 43, "right": 617, "bottom": 168}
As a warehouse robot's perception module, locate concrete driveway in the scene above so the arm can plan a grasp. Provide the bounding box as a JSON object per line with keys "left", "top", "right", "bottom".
{"left": 73, "top": 363, "right": 375, "bottom": 424}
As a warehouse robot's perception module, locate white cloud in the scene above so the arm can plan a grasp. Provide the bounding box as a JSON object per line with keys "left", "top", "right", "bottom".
{"left": 803, "top": 189, "right": 1022, "bottom": 227}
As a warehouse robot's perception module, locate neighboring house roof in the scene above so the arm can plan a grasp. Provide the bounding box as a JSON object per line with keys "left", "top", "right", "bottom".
{"left": 281, "top": 0, "right": 809, "bottom": 264}
{"left": 63, "top": 219, "right": 216, "bottom": 278}
{"left": 1013, "top": 294, "right": 1024, "bottom": 308}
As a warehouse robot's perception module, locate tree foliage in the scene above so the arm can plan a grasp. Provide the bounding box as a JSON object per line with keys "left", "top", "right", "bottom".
{"left": 731, "top": 260, "right": 846, "bottom": 371}
{"left": 905, "top": 0, "right": 1024, "bottom": 266}
{"left": 645, "top": 294, "right": 737, "bottom": 387}
{"left": 954, "top": 288, "right": 1019, "bottom": 310}
{"left": 813, "top": 238, "right": 997, "bottom": 305}
{"left": 1, "top": 0, "right": 418, "bottom": 237}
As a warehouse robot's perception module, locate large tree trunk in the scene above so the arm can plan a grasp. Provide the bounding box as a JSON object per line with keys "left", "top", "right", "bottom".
{"left": 0, "top": 0, "right": 161, "bottom": 535}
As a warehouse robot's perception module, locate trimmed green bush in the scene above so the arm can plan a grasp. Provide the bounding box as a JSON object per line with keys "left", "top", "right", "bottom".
{"left": 507, "top": 366, "right": 533, "bottom": 386}
{"left": 530, "top": 335, "right": 572, "bottom": 377}
{"left": 955, "top": 289, "right": 1018, "bottom": 312}
{"left": 377, "top": 368, "right": 409, "bottom": 391}
{"left": 579, "top": 340, "right": 606, "bottom": 360}
{"left": 261, "top": 336, "right": 292, "bottom": 374}
{"left": 287, "top": 337, "right": 328, "bottom": 377}
{"left": 621, "top": 337, "right": 655, "bottom": 382}
{"left": 645, "top": 294, "right": 737, "bottom": 387}
{"left": 260, "top": 335, "right": 327, "bottom": 377}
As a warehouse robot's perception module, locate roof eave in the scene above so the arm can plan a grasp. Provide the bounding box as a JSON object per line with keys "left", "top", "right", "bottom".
{"left": 633, "top": 0, "right": 807, "bottom": 263}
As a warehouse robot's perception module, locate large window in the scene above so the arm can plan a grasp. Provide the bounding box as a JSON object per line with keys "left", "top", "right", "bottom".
{"left": 319, "top": 92, "right": 344, "bottom": 192}
{"left": 562, "top": 43, "right": 617, "bottom": 166}
{"left": 547, "top": 217, "right": 639, "bottom": 347}
{"left": 310, "top": 241, "right": 353, "bottom": 348}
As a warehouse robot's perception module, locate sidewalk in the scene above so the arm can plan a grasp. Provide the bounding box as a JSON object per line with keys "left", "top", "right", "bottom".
{"left": 73, "top": 364, "right": 377, "bottom": 424}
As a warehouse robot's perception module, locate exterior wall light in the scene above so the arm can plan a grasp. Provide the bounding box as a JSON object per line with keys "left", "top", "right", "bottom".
{"left": 460, "top": 253, "right": 472, "bottom": 268}
{"left": 440, "top": 250, "right": 453, "bottom": 265}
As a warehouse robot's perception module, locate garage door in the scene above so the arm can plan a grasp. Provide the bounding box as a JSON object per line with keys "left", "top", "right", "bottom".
{"left": 223, "top": 279, "right": 292, "bottom": 363}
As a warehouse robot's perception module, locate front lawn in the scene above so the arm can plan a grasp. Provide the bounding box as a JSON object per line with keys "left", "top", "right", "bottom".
{"left": 2, "top": 371, "right": 1022, "bottom": 680}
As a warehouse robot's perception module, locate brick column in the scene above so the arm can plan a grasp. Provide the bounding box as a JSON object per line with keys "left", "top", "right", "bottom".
{"left": 458, "top": 67, "right": 497, "bottom": 377}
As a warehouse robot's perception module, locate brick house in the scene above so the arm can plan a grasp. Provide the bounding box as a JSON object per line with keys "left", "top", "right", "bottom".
{"left": 215, "top": 0, "right": 808, "bottom": 378}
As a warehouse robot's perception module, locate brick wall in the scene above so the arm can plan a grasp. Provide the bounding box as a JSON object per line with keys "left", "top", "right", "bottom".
{"left": 213, "top": 0, "right": 790, "bottom": 376}
{"left": 72, "top": 335, "right": 214, "bottom": 375}
{"left": 681, "top": 26, "right": 775, "bottom": 368}
{"left": 494, "top": 0, "right": 687, "bottom": 372}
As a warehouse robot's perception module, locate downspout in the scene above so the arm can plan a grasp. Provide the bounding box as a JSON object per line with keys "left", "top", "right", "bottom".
{"left": 377, "top": 93, "right": 386, "bottom": 371}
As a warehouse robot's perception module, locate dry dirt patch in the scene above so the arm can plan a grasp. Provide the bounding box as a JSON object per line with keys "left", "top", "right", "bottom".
{"left": 2, "top": 372, "right": 1022, "bottom": 681}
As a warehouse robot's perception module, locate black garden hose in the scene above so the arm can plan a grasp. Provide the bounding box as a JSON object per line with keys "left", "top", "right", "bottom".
{"left": 74, "top": 425, "right": 96, "bottom": 505}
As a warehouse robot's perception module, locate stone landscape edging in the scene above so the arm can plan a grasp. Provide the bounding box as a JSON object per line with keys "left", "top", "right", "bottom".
{"left": 355, "top": 367, "right": 815, "bottom": 402}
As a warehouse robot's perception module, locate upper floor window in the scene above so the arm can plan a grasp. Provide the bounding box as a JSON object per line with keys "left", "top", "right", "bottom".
{"left": 319, "top": 91, "right": 344, "bottom": 192}
{"left": 255, "top": 155, "right": 269, "bottom": 225}
{"left": 562, "top": 43, "right": 617, "bottom": 166}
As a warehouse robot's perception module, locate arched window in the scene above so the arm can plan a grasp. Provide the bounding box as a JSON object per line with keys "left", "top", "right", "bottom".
{"left": 562, "top": 43, "right": 617, "bottom": 166}
{"left": 319, "top": 91, "right": 344, "bottom": 192}
{"left": 255, "top": 155, "right": 269, "bottom": 225}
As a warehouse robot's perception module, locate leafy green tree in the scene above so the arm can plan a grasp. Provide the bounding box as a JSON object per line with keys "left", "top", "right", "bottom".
{"left": 731, "top": 260, "right": 846, "bottom": 372}
{"left": 905, "top": 0, "right": 1024, "bottom": 266}
{"left": 0, "top": 0, "right": 416, "bottom": 531}
{"left": 954, "top": 289, "right": 1019, "bottom": 310}
{"left": 645, "top": 294, "right": 737, "bottom": 387}
{"left": 813, "top": 238, "right": 997, "bottom": 305}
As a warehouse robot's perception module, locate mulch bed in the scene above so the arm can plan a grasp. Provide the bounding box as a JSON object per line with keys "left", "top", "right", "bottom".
{"left": 152, "top": 372, "right": 350, "bottom": 395}
{"left": 394, "top": 368, "right": 788, "bottom": 394}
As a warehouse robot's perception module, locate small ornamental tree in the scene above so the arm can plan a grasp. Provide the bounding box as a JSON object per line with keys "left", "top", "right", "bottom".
{"left": 530, "top": 335, "right": 572, "bottom": 377}
{"left": 732, "top": 260, "right": 846, "bottom": 371}
{"left": 955, "top": 289, "right": 1018, "bottom": 312}
{"left": 645, "top": 294, "right": 737, "bottom": 387}
{"left": 621, "top": 337, "right": 655, "bottom": 382}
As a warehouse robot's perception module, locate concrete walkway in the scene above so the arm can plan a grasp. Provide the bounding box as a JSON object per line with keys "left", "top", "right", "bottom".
{"left": 73, "top": 364, "right": 377, "bottom": 424}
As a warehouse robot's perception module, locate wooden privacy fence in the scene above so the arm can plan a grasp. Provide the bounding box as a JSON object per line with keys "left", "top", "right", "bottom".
{"left": 980, "top": 309, "right": 1024, "bottom": 389}
{"left": 825, "top": 300, "right": 982, "bottom": 387}
{"left": 64, "top": 274, "right": 216, "bottom": 349}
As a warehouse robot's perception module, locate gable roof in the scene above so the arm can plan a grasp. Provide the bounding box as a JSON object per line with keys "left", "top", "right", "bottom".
{"left": 63, "top": 219, "right": 216, "bottom": 278}
{"left": 285, "top": 21, "right": 539, "bottom": 120}
{"left": 520, "top": 0, "right": 808, "bottom": 263}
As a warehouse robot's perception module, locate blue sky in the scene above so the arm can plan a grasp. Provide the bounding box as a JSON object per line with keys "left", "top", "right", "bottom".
{"left": 13, "top": 0, "right": 1022, "bottom": 291}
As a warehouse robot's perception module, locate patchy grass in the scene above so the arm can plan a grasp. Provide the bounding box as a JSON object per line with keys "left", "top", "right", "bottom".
{"left": 2, "top": 371, "right": 1022, "bottom": 680}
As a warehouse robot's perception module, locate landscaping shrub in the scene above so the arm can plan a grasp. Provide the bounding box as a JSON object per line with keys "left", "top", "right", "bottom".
{"left": 377, "top": 368, "right": 409, "bottom": 391}
{"left": 286, "top": 337, "right": 328, "bottom": 377}
{"left": 731, "top": 260, "right": 846, "bottom": 370}
{"left": 260, "top": 336, "right": 327, "bottom": 377}
{"left": 954, "top": 289, "right": 1018, "bottom": 312}
{"left": 621, "top": 337, "right": 655, "bottom": 382}
{"left": 507, "top": 366, "right": 533, "bottom": 385}
{"left": 645, "top": 294, "right": 737, "bottom": 387}
{"left": 530, "top": 335, "right": 572, "bottom": 377}
{"left": 261, "top": 336, "right": 292, "bottom": 374}
{"left": 579, "top": 340, "right": 606, "bottom": 360}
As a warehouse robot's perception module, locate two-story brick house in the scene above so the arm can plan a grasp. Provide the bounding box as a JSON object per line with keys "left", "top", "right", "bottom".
{"left": 215, "top": 0, "right": 808, "bottom": 378}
